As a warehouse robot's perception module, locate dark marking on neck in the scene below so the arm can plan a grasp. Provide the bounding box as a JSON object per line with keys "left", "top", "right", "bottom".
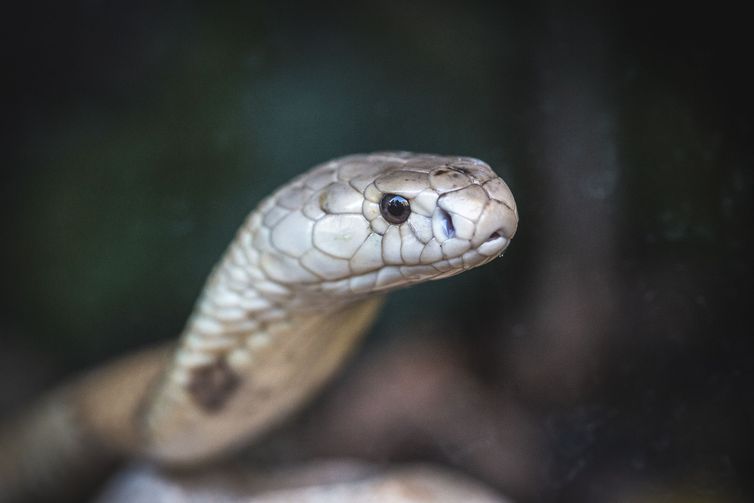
{"left": 187, "top": 357, "right": 240, "bottom": 412}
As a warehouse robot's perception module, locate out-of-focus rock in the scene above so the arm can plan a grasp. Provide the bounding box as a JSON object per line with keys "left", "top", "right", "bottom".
{"left": 280, "top": 332, "right": 545, "bottom": 499}
{"left": 96, "top": 460, "right": 512, "bottom": 503}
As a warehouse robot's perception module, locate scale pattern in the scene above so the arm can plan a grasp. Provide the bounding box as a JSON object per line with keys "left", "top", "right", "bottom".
{"left": 140, "top": 152, "right": 518, "bottom": 463}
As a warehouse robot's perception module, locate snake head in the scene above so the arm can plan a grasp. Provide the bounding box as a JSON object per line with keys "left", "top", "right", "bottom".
{"left": 249, "top": 152, "right": 518, "bottom": 300}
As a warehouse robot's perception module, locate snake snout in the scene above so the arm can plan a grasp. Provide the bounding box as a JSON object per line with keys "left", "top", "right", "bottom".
{"left": 470, "top": 193, "right": 517, "bottom": 256}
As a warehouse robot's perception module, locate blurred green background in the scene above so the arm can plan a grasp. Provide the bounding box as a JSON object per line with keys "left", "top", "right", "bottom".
{"left": 2, "top": 2, "right": 752, "bottom": 502}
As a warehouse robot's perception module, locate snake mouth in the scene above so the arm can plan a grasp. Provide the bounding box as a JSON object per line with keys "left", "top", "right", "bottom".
{"left": 478, "top": 228, "right": 509, "bottom": 256}
{"left": 485, "top": 230, "right": 502, "bottom": 242}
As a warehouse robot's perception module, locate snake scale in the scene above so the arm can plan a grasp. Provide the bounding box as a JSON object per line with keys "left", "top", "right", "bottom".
{"left": 0, "top": 152, "right": 518, "bottom": 502}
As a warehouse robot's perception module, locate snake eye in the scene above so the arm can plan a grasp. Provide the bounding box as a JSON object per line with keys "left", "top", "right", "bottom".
{"left": 380, "top": 194, "right": 411, "bottom": 224}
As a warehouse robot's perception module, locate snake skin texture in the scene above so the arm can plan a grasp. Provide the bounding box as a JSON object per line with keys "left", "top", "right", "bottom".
{"left": 142, "top": 152, "right": 518, "bottom": 463}
{"left": 0, "top": 153, "right": 518, "bottom": 501}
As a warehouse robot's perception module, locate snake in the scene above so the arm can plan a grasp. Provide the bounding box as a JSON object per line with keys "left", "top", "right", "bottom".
{"left": 0, "top": 152, "right": 518, "bottom": 502}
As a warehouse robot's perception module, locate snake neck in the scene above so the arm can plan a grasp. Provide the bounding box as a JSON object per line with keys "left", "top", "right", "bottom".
{"left": 174, "top": 218, "right": 357, "bottom": 381}
{"left": 136, "top": 218, "right": 378, "bottom": 463}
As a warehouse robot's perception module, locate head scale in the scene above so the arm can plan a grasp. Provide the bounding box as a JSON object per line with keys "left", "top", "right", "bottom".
{"left": 244, "top": 152, "right": 518, "bottom": 305}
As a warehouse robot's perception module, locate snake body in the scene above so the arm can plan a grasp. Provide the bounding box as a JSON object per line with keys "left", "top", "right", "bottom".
{"left": 0, "top": 152, "right": 518, "bottom": 501}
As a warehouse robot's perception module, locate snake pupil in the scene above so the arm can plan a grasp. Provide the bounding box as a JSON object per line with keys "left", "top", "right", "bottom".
{"left": 380, "top": 194, "right": 411, "bottom": 224}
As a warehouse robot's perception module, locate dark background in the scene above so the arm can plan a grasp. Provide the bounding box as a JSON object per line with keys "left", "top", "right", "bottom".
{"left": 2, "top": 2, "right": 752, "bottom": 502}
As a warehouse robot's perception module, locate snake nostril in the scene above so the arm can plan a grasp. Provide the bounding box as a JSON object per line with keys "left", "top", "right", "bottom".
{"left": 438, "top": 209, "right": 455, "bottom": 239}
{"left": 485, "top": 230, "right": 502, "bottom": 243}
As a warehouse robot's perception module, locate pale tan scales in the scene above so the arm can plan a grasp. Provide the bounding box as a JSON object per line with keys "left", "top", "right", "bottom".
{"left": 0, "top": 152, "right": 518, "bottom": 502}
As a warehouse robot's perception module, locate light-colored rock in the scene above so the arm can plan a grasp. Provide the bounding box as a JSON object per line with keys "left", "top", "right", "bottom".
{"left": 96, "top": 460, "right": 511, "bottom": 503}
